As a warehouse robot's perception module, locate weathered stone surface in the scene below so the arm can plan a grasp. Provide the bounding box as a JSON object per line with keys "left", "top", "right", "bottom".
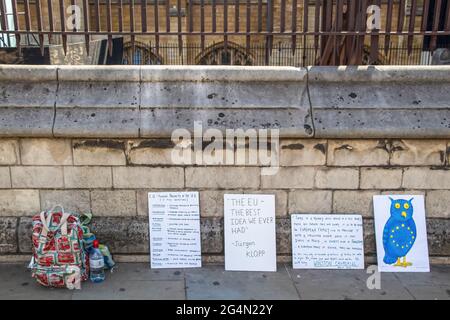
{"left": 86, "top": 217, "right": 224, "bottom": 255}
{"left": 277, "top": 218, "right": 292, "bottom": 255}
{"left": 0, "top": 190, "right": 40, "bottom": 216}
{"left": 20, "top": 139, "right": 72, "bottom": 165}
{"left": 201, "top": 218, "right": 223, "bottom": 254}
{"left": 327, "top": 140, "right": 389, "bottom": 166}
{"left": 426, "top": 191, "right": 450, "bottom": 218}
{"left": 64, "top": 166, "right": 112, "bottom": 188}
{"left": 40, "top": 190, "right": 90, "bottom": 213}
{"left": 91, "top": 190, "right": 137, "bottom": 216}
{"left": 0, "top": 107, "right": 55, "bottom": 137}
{"left": 129, "top": 140, "right": 175, "bottom": 165}
{"left": 360, "top": 168, "right": 403, "bottom": 190}
{"left": 73, "top": 139, "right": 126, "bottom": 165}
{"left": 57, "top": 65, "right": 140, "bottom": 82}
{"left": 309, "top": 66, "right": 450, "bottom": 138}
{"left": 427, "top": 219, "right": 450, "bottom": 256}
{"left": 56, "top": 81, "right": 139, "bottom": 109}
{"left": 315, "top": 168, "right": 359, "bottom": 189}
{"left": 18, "top": 217, "right": 32, "bottom": 253}
{"left": 390, "top": 140, "right": 446, "bottom": 166}
{"left": 333, "top": 191, "right": 380, "bottom": 217}
{"left": 0, "top": 167, "right": 10, "bottom": 188}
{"left": 9, "top": 215, "right": 450, "bottom": 257}
{"left": 113, "top": 167, "right": 184, "bottom": 189}
{"left": 289, "top": 190, "right": 333, "bottom": 214}
{"left": 363, "top": 219, "right": 376, "bottom": 255}
{"left": 54, "top": 108, "right": 140, "bottom": 138}
{"left": 186, "top": 167, "right": 259, "bottom": 189}
{"left": 11, "top": 166, "right": 64, "bottom": 188}
{"left": 403, "top": 168, "right": 450, "bottom": 189}
{"left": 141, "top": 81, "right": 307, "bottom": 109}
{"left": 313, "top": 109, "right": 450, "bottom": 139}
{"left": 89, "top": 217, "right": 149, "bottom": 254}
{"left": 0, "top": 217, "right": 17, "bottom": 253}
{"left": 280, "top": 139, "right": 327, "bottom": 166}
{"left": 198, "top": 190, "right": 236, "bottom": 217}
{"left": 0, "top": 140, "right": 19, "bottom": 165}
{"left": 140, "top": 108, "right": 313, "bottom": 138}
{"left": 261, "top": 167, "right": 315, "bottom": 189}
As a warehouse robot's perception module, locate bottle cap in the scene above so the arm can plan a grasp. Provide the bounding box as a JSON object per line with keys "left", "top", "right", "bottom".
{"left": 93, "top": 239, "right": 99, "bottom": 248}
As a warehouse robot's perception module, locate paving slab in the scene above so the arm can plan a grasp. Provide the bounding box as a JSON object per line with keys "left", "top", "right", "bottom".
{"left": 185, "top": 264, "right": 300, "bottom": 300}
{"left": 0, "top": 263, "right": 73, "bottom": 300}
{"left": 72, "top": 279, "right": 185, "bottom": 300}
{"left": 287, "top": 268, "right": 415, "bottom": 300}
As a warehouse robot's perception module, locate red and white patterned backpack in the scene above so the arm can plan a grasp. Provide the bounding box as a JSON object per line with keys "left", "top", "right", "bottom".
{"left": 30, "top": 206, "right": 89, "bottom": 289}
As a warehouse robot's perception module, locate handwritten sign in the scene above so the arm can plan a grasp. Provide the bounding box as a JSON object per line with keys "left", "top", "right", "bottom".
{"left": 224, "top": 194, "right": 276, "bottom": 272}
{"left": 148, "top": 192, "right": 201, "bottom": 269}
{"left": 291, "top": 214, "right": 364, "bottom": 269}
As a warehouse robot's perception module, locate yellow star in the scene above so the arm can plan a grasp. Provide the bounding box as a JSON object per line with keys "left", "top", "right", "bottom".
{"left": 401, "top": 224, "right": 405, "bottom": 227}
{"left": 396, "top": 226, "right": 399, "bottom": 230}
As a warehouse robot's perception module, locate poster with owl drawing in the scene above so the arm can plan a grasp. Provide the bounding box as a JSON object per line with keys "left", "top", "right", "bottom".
{"left": 373, "top": 195, "right": 430, "bottom": 272}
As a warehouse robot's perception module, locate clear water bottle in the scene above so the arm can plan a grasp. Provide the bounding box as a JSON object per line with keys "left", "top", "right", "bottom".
{"left": 89, "top": 240, "right": 105, "bottom": 283}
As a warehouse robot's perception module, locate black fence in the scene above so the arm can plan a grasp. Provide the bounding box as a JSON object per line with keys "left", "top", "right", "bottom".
{"left": 120, "top": 41, "right": 445, "bottom": 66}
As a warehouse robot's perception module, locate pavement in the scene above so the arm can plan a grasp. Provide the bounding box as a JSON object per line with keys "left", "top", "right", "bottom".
{"left": 0, "top": 263, "right": 449, "bottom": 300}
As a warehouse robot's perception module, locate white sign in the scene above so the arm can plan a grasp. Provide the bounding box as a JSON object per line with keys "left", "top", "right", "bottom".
{"left": 291, "top": 214, "right": 364, "bottom": 269}
{"left": 148, "top": 192, "right": 202, "bottom": 269}
{"left": 374, "top": 195, "right": 430, "bottom": 272}
{"left": 224, "top": 194, "right": 276, "bottom": 272}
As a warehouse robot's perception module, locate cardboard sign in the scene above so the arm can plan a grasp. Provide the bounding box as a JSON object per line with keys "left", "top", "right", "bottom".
{"left": 374, "top": 195, "right": 430, "bottom": 272}
{"left": 148, "top": 192, "right": 201, "bottom": 269}
{"left": 291, "top": 214, "right": 365, "bottom": 269}
{"left": 224, "top": 194, "right": 276, "bottom": 272}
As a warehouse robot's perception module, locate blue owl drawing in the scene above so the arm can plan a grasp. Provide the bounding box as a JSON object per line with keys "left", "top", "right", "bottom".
{"left": 382, "top": 198, "right": 417, "bottom": 267}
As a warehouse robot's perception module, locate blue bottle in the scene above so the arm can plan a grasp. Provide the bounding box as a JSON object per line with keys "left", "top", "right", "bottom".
{"left": 89, "top": 240, "right": 105, "bottom": 283}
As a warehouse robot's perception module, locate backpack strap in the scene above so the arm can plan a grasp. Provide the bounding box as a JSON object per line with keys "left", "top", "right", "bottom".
{"left": 37, "top": 207, "right": 70, "bottom": 254}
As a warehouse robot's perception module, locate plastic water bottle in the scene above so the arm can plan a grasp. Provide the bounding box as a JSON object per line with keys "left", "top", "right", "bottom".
{"left": 89, "top": 240, "right": 105, "bottom": 283}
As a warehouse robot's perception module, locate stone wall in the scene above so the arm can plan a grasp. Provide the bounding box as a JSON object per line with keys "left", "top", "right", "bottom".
{"left": 0, "top": 65, "right": 450, "bottom": 264}
{"left": 0, "top": 138, "right": 449, "bottom": 263}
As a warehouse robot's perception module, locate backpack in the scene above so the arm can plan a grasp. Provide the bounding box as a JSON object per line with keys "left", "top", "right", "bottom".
{"left": 30, "top": 206, "right": 89, "bottom": 289}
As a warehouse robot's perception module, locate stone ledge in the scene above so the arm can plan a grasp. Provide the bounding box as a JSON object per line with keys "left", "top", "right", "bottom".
{"left": 0, "top": 65, "right": 449, "bottom": 138}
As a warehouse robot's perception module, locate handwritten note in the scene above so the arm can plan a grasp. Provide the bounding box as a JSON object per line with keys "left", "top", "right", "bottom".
{"left": 224, "top": 194, "right": 276, "bottom": 272}
{"left": 291, "top": 214, "right": 364, "bottom": 269}
{"left": 148, "top": 192, "right": 201, "bottom": 269}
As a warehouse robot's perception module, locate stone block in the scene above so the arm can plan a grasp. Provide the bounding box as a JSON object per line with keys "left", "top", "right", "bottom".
{"left": 403, "top": 168, "right": 450, "bottom": 189}
{"left": 390, "top": 140, "right": 446, "bottom": 166}
{"left": 0, "top": 167, "right": 10, "bottom": 188}
{"left": 261, "top": 167, "right": 315, "bottom": 189}
{"left": 40, "top": 190, "right": 90, "bottom": 213}
{"left": 280, "top": 139, "right": 327, "bottom": 166}
{"left": 91, "top": 190, "right": 137, "bottom": 216}
{"left": 73, "top": 139, "right": 126, "bottom": 165}
{"left": 20, "top": 139, "right": 72, "bottom": 165}
{"left": 0, "top": 140, "right": 19, "bottom": 165}
{"left": 327, "top": 140, "right": 389, "bottom": 166}
{"left": 113, "top": 167, "right": 184, "bottom": 189}
{"left": 64, "top": 166, "right": 112, "bottom": 188}
{"left": 333, "top": 191, "right": 380, "bottom": 217}
{"left": 315, "top": 168, "right": 359, "bottom": 189}
{"left": 0, "top": 190, "right": 40, "bottom": 216}
{"left": 0, "top": 217, "right": 17, "bottom": 253}
{"left": 289, "top": 190, "right": 333, "bottom": 214}
{"left": 360, "top": 168, "right": 403, "bottom": 190}
{"left": 426, "top": 191, "right": 450, "bottom": 218}
{"left": 11, "top": 166, "right": 63, "bottom": 188}
{"left": 186, "top": 167, "right": 259, "bottom": 189}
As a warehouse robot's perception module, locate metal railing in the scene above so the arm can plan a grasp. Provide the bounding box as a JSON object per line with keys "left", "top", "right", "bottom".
{"left": 0, "top": 0, "right": 449, "bottom": 65}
